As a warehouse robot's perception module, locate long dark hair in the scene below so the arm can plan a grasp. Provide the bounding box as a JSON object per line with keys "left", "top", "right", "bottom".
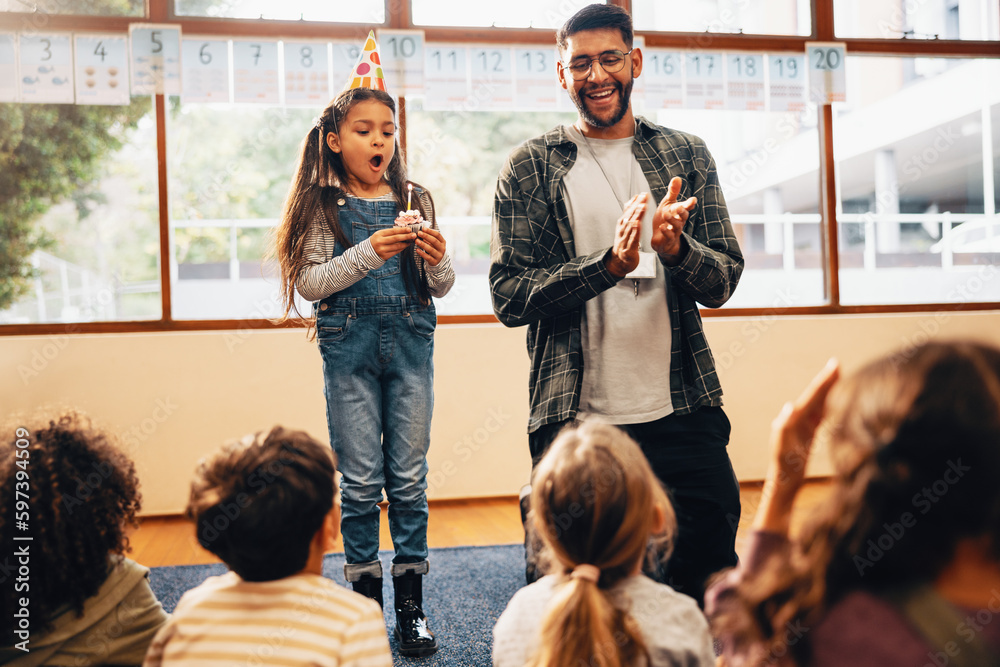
{"left": 710, "top": 340, "right": 1000, "bottom": 664}
{"left": 273, "top": 87, "right": 431, "bottom": 323}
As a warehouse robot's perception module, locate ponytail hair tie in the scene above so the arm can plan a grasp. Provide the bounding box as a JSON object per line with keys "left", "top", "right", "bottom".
{"left": 570, "top": 564, "right": 600, "bottom": 584}
{"left": 313, "top": 116, "right": 324, "bottom": 130}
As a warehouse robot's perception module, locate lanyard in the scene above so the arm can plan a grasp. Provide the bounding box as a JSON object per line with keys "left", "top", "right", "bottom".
{"left": 577, "top": 123, "right": 637, "bottom": 213}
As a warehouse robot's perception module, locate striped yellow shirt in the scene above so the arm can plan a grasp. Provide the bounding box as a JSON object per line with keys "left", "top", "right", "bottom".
{"left": 142, "top": 572, "right": 391, "bottom": 667}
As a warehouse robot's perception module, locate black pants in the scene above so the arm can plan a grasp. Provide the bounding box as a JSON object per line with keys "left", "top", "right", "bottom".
{"left": 527, "top": 406, "right": 740, "bottom": 606}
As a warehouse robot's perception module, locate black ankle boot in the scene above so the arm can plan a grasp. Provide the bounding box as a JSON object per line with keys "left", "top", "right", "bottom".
{"left": 392, "top": 572, "right": 438, "bottom": 656}
{"left": 351, "top": 574, "right": 384, "bottom": 610}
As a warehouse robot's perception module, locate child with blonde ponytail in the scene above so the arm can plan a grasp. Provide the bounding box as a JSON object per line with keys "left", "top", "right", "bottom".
{"left": 492, "top": 421, "right": 715, "bottom": 667}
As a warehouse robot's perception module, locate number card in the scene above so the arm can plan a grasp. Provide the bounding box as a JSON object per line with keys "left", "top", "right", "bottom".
{"left": 470, "top": 47, "right": 513, "bottom": 110}
{"left": 514, "top": 47, "right": 557, "bottom": 110}
{"left": 74, "top": 35, "right": 129, "bottom": 105}
{"left": 806, "top": 42, "right": 846, "bottom": 104}
{"left": 130, "top": 24, "right": 181, "bottom": 95}
{"left": 182, "top": 38, "right": 229, "bottom": 103}
{"left": 424, "top": 44, "right": 468, "bottom": 109}
{"left": 19, "top": 33, "right": 73, "bottom": 103}
{"left": 726, "top": 53, "right": 765, "bottom": 111}
{"left": 768, "top": 54, "right": 806, "bottom": 112}
{"left": 332, "top": 41, "right": 361, "bottom": 90}
{"left": 284, "top": 41, "right": 330, "bottom": 106}
{"left": 233, "top": 40, "right": 279, "bottom": 104}
{"left": 643, "top": 49, "right": 684, "bottom": 109}
{"left": 684, "top": 52, "right": 724, "bottom": 110}
{"left": 377, "top": 30, "right": 424, "bottom": 96}
{"left": 0, "top": 33, "right": 18, "bottom": 102}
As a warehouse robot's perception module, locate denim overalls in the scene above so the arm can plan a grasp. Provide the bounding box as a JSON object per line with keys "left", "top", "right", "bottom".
{"left": 314, "top": 195, "right": 436, "bottom": 581}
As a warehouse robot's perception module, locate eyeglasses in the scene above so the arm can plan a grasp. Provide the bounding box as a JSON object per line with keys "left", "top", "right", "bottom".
{"left": 562, "top": 49, "right": 633, "bottom": 80}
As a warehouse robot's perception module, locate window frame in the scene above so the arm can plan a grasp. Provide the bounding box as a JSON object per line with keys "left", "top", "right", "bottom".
{"left": 0, "top": 0, "right": 997, "bottom": 336}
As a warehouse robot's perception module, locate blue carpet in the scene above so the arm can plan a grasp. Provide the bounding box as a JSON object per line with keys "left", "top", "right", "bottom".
{"left": 149, "top": 544, "right": 525, "bottom": 666}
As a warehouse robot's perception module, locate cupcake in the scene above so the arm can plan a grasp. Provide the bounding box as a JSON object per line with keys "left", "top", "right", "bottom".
{"left": 395, "top": 209, "right": 428, "bottom": 235}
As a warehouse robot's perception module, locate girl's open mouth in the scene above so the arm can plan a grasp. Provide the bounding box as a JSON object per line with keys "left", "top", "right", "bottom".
{"left": 370, "top": 155, "right": 384, "bottom": 168}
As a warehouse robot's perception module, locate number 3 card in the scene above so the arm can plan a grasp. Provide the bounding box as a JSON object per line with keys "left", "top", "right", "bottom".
{"left": 19, "top": 33, "right": 74, "bottom": 103}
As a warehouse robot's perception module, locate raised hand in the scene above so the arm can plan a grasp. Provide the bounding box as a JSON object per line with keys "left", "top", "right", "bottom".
{"left": 755, "top": 358, "right": 841, "bottom": 535}
{"left": 606, "top": 193, "right": 649, "bottom": 278}
{"left": 415, "top": 227, "right": 447, "bottom": 267}
{"left": 370, "top": 227, "right": 417, "bottom": 260}
{"left": 651, "top": 176, "right": 697, "bottom": 264}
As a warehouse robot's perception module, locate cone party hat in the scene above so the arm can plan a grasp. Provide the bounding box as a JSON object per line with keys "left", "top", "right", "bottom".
{"left": 344, "top": 30, "right": 387, "bottom": 92}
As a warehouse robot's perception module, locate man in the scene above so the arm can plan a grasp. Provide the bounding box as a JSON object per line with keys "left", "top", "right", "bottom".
{"left": 489, "top": 4, "right": 744, "bottom": 604}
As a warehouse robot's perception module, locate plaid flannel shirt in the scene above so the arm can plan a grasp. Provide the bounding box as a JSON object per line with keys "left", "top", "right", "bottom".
{"left": 489, "top": 116, "right": 744, "bottom": 434}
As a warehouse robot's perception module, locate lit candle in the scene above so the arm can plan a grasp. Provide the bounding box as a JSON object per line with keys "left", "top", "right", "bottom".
{"left": 407, "top": 183, "right": 413, "bottom": 212}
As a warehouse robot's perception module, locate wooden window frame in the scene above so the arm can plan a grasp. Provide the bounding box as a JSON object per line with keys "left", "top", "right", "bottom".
{"left": 1, "top": 0, "right": 997, "bottom": 336}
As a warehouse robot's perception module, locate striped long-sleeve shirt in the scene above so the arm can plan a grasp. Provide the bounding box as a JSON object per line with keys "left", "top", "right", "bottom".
{"left": 296, "top": 189, "right": 455, "bottom": 302}
{"left": 142, "top": 572, "right": 392, "bottom": 667}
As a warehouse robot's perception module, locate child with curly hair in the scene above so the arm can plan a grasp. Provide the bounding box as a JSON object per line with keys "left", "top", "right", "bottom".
{"left": 0, "top": 411, "right": 168, "bottom": 666}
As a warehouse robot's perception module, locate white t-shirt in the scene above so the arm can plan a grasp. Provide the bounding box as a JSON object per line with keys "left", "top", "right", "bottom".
{"left": 562, "top": 125, "right": 673, "bottom": 424}
{"left": 492, "top": 573, "right": 716, "bottom": 667}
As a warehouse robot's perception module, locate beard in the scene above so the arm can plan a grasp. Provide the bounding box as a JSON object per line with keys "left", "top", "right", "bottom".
{"left": 568, "top": 77, "right": 634, "bottom": 129}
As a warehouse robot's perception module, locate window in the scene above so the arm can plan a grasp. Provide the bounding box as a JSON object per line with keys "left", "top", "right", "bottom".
{"left": 833, "top": 0, "right": 1000, "bottom": 39}
{"left": 651, "top": 107, "right": 824, "bottom": 309}
{"left": 173, "top": 0, "right": 385, "bottom": 23}
{"left": 0, "top": 0, "right": 144, "bottom": 16}
{"left": 412, "top": 0, "right": 605, "bottom": 29}
{"left": 835, "top": 56, "right": 1000, "bottom": 305}
{"left": 633, "top": 0, "right": 812, "bottom": 36}
{"left": 407, "top": 108, "right": 577, "bottom": 316}
{"left": 166, "top": 102, "right": 312, "bottom": 320}
{"left": 0, "top": 98, "right": 160, "bottom": 324}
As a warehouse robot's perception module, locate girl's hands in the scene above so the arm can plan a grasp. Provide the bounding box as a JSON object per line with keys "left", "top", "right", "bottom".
{"left": 370, "top": 227, "right": 416, "bottom": 260}
{"left": 755, "top": 358, "right": 841, "bottom": 535}
{"left": 416, "top": 227, "right": 447, "bottom": 267}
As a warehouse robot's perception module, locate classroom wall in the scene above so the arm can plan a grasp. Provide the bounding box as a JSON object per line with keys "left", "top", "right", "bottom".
{"left": 2, "top": 310, "right": 999, "bottom": 515}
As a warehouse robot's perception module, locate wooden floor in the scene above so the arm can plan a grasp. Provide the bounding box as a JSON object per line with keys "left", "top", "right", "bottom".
{"left": 130, "top": 481, "right": 831, "bottom": 568}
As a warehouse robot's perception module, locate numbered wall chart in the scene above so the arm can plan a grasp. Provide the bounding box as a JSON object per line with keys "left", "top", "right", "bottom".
{"left": 0, "top": 33, "right": 17, "bottom": 102}
{"left": 514, "top": 47, "right": 558, "bottom": 110}
{"left": 182, "top": 39, "right": 229, "bottom": 103}
{"left": 233, "top": 40, "right": 279, "bottom": 104}
{"left": 684, "top": 52, "right": 725, "bottom": 110}
{"left": 130, "top": 25, "right": 181, "bottom": 95}
{"left": 727, "top": 53, "right": 765, "bottom": 111}
{"left": 469, "top": 47, "right": 513, "bottom": 110}
{"left": 19, "top": 34, "right": 74, "bottom": 103}
{"left": 332, "top": 41, "right": 360, "bottom": 91}
{"left": 378, "top": 30, "right": 424, "bottom": 96}
{"left": 643, "top": 49, "right": 684, "bottom": 109}
{"left": 424, "top": 44, "right": 468, "bottom": 109}
{"left": 769, "top": 54, "right": 806, "bottom": 112}
{"left": 284, "top": 42, "right": 330, "bottom": 106}
{"left": 807, "top": 43, "right": 846, "bottom": 104}
{"left": 74, "top": 35, "right": 129, "bottom": 105}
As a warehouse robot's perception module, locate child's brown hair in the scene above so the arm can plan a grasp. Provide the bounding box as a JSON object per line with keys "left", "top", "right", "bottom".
{"left": 187, "top": 426, "right": 335, "bottom": 582}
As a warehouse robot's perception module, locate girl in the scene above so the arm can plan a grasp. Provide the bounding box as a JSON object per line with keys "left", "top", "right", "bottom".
{"left": 273, "top": 85, "right": 453, "bottom": 658}
{"left": 707, "top": 341, "right": 1000, "bottom": 666}
{"left": 493, "top": 421, "right": 716, "bottom": 667}
{"left": 0, "top": 411, "right": 169, "bottom": 666}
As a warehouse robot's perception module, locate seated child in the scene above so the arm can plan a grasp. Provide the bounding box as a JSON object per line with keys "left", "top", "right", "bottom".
{"left": 493, "top": 421, "right": 716, "bottom": 667}
{"left": 142, "top": 426, "right": 391, "bottom": 667}
{"left": 707, "top": 340, "right": 1000, "bottom": 666}
{"left": 0, "top": 411, "right": 168, "bottom": 666}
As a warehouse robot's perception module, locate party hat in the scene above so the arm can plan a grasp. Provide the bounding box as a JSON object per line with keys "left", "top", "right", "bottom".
{"left": 344, "top": 30, "right": 387, "bottom": 92}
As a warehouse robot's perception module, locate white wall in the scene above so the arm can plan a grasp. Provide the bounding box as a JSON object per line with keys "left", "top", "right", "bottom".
{"left": 2, "top": 311, "right": 999, "bottom": 515}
